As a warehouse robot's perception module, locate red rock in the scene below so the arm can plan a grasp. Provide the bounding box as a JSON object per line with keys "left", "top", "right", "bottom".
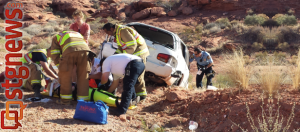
{"left": 151, "top": 7, "right": 165, "bottom": 16}
{"left": 166, "top": 91, "right": 187, "bottom": 102}
{"left": 212, "top": 121, "right": 217, "bottom": 125}
{"left": 52, "top": 0, "right": 96, "bottom": 17}
{"left": 221, "top": 94, "right": 229, "bottom": 101}
{"left": 120, "top": 115, "right": 127, "bottom": 122}
{"left": 205, "top": 98, "right": 215, "bottom": 104}
{"left": 125, "top": 5, "right": 136, "bottom": 16}
{"left": 167, "top": 10, "right": 177, "bottom": 17}
{"left": 208, "top": 108, "right": 214, "bottom": 113}
{"left": 170, "top": 119, "right": 181, "bottom": 126}
{"left": 85, "top": 18, "right": 95, "bottom": 23}
{"left": 118, "top": 12, "right": 126, "bottom": 20}
{"left": 198, "top": 0, "right": 210, "bottom": 4}
{"left": 62, "top": 108, "right": 67, "bottom": 112}
{"left": 188, "top": 0, "right": 198, "bottom": 6}
{"left": 138, "top": 0, "right": 156, "bottom": 9}
{"left": 114, "top": 3, "right": 125, "bottom": 15}
{"left": 132, "top": 8, "right": 151, "bottom": 20}
{"left": 99, "top": 18, "right": 108, "bottom": 23}
{"left": 126, "top": 116, "right": 132, "bottom": 121}
{"left": 223, "top": 43, "right": 237, "bottom": 51}
{"left": 198, "top": 121, "right": 205, "bottom": 128}
{"left": 178, "top": 1, "right": 188, "bottom": 12}
{"left": 182, "top": 7, "right": 193, "bottom": 15}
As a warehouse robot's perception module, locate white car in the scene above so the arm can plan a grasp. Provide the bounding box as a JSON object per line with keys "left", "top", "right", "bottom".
{"left": 98, "top": 22, "right": 190, "bottom": 88}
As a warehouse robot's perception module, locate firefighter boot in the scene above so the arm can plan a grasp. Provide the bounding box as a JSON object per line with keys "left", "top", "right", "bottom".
{"left": 32, "top": 84, "right": 43, "bottom": 99}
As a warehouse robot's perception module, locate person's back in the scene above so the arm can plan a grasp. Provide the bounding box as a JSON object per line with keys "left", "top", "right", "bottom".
{"left": 50, "top": 31, "right": 92, "bottom": 105}
{"left": 102, "top": 54, "right": 141, "bottom": 76}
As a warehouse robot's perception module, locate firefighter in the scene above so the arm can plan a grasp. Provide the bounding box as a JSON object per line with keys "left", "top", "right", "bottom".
{"left": 19, "top": 48, "right": 58, "bottom": 101}
{"left": 50, "top": 31, "right": 91, "bottom": 105}
{"left": 190, "top": 48, "right": 215, "bottom": 89}
{"left": 99, "top": 54, "right": 144, "bottom": 116}
{"left": 102, "top": 23, "right": 149, "bottom": 101}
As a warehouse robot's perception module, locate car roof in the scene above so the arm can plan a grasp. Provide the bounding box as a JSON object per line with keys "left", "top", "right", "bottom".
{"left": 126, "top": 22, "right": 177, "bottom": 37}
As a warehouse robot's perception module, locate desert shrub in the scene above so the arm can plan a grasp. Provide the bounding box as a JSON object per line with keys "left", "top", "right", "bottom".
{"left": 251, "top": 42, "right": 264, "bottom": 51}
{"left": 290, "top": 49, "right": 300, "bottom": 89}
{"left": 88, "top": 17, "right": 105, "bottom": 34}
{"left": 276, "top": 42, "right": 290, "bottom": 51}
{"left": 0, "top": 27, "right": 10, "bottom": 37}
{"left": 29, "top": 37, "right": 51, "bottom": 50}
{"left": 204, "top": 22, "right": 219, "bottom": 30}
{"left": 254, "top": 51, "right": 268, "bottom": 65}
{"left": 0, "top": 37, "right": 5, "bottom": 51}
{"left": 246, "top": 9, "right": 254, "bottom": 15}
{"left": 43, "top": 26, "right": 55, "bottom": 33}
{"left": 155, "top": 0, "right": 180, "bottom": 11}
{"left": 261, "top": 19, "right": 280, "bottom": 27}
{"left": 232, "top": 23, "right": 248, "bottom": 34}
{"left": 287, "top": 9, "right": 295, "bottom": 15}
{"left": 209, "top": 26, "right": 221, "bottom": 34}
{"left": 244, "top": 14, "right": 269, "bottom": 26}
{"left": 23, "top": 24, "right": 43, "bottom": 36}
{"left": 45, "top": 6, "right": 53, "bottom": 12}
{"left": 46, "top": 20, "right": 58, "bottom": 26}
{"left": 178, "top": 25, "right": 202, "bottom": 43}
{"left": 215, "top": 18, "right": 231, "bottom": 29}
{"left": 90, "top": 0, "right": 100, "bottom": 10}
{"left": 223, "top": 48, "right": 253, "bottom": 89}
{"left": 54, "top": 11, "right": 68, "bottom": 18}
{"left": 57, "top": 18, "right": 73, "bottom": 26}
{"left": 243, "top": 26, "right": 264, "bottom": 43}
{"left": 272, "top": 14, "right": 297, "bottom": 26}
{"left": 276, "top": 26, "right": 299, "bottom": 44}
{"left": 230, "top": 20, "right": 240, "bottom": 26}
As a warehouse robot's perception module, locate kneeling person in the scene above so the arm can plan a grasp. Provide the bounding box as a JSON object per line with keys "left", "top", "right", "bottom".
{"left": 20, "top": 48, "right": 58, "bottom": 100}
{"left": 99, "top": 54, "right": 145, "bottom": 116}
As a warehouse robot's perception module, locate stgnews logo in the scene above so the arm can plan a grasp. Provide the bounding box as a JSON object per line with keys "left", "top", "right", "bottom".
{"left": 0, "top": 1, "right": 28, "bottom": 129}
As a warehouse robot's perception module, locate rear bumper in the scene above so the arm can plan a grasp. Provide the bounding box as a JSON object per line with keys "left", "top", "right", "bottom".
{"left": 145, "top": 61, "right": 173, "bottom": 77}
{"left": 145, "top": 61, "right": 178, "bottom": 86}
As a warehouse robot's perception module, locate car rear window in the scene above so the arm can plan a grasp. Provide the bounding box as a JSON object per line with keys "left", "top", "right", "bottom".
{"left": 131, "top": 25, "right": 174, "bottom": 49}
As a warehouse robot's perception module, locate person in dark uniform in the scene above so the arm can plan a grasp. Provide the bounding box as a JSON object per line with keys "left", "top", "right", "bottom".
{"left": 189, "top": 48, "right": 215, "bottom": 89}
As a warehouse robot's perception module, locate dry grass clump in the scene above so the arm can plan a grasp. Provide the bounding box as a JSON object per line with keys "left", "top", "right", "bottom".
{"left": 223, "top": 48, "right": 252, "bottom": 90}
{"left": 290, "top": 49, "right": 300, "bottom": 90}
{"left": 258, "top": 64, "right": 283, "bottom": 97}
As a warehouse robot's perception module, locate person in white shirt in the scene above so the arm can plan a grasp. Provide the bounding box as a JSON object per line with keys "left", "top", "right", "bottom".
{"left": 99, "top": 54, "right": 145, "bottom": 116}
{"left": 88, "top": 57, "right": 113, "bottom": 93}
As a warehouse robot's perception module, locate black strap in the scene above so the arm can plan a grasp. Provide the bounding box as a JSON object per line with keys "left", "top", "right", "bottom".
{"left": 115, "top": 97, "right": 120, "bottom": 108}
{"left": 90, "top": 88, "right": 96, "bottom": 102}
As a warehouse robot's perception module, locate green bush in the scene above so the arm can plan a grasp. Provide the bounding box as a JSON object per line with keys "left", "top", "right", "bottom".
{"left": 204, "top": 22, "right": 219, "bottom": 30}
{"left": 43, "top": 26, "right": 55, "bottom": 33}
{"left": 215, "top": 18, "right": 231, "bottom": 29}
{"left": 244, "top": 14, "right": 269, "bottom": 26}
{"left": 54, "top": 11, "right": 68, "bottom": 18}
{"left": 272, "top": 14, "right": 297, "bottom": 26}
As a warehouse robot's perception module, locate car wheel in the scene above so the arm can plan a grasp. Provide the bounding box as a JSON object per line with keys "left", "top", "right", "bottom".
{"left": 172, "top": 71, "right": 182, "bottom": 86}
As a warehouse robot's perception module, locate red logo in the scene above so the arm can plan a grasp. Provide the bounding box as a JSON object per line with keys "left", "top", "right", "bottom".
{"left": 79, "top": 105, "right": 96, "bottom": 113}
{"left": 1, "top": 2, "right": 28, "bottom": 129}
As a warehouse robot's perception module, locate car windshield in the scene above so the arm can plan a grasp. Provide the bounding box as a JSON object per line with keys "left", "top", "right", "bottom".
{"left": 130, "top": 25, "right": 174, "bottom": 49}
